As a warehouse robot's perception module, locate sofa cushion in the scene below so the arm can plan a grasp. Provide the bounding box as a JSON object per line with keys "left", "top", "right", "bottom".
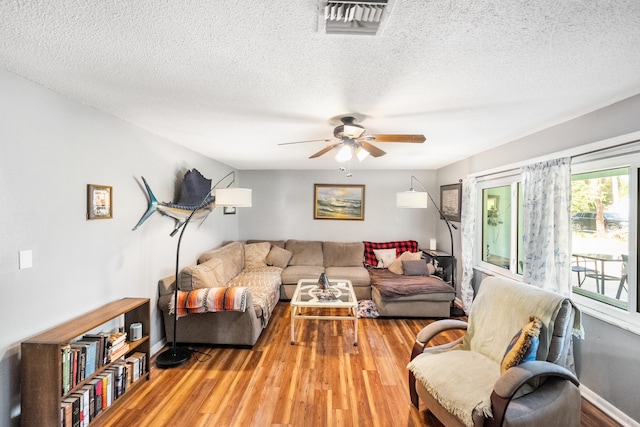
{"left": 178, "top": 258, "right": 225, "bottom": 291}
{"left": 363, "top": 240, "right": 419, "bottom": 266}
{"left": 285, "top": 240, "right": 324, "bottom": 266}
{"left": 373, "top": 248, "right": 397, "bottom": 268}
{"left": 281, "top": 265, "right": 325, "bottom": 285}
{"left": 325, "top": 266, "right": 371, "bottom": 287}
{"left": 388, "top": 251, "right": 423, "bottom": 274}
{"left": 244, "top": 242, "right": 271, "bottom": 269}
{"left": 266, "top": 245, "right": 293, "bottom": 268}
{"left": 323, "top": 241, "right": 365, "bottom": 267}
{"left": 198, "top": 241, "right": 245, "bottom": 284}
{"left": 228, "top": 266, "right": 282, "bottom": 327}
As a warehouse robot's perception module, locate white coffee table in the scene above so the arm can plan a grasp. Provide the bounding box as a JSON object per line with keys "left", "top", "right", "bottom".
{"left": 290, "top": 279, "right": 359, "bottom": 346}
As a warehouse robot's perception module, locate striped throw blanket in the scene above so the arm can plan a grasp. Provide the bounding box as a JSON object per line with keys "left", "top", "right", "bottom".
{"left": 169, "top": 287, "right": 248, "bottom": 319}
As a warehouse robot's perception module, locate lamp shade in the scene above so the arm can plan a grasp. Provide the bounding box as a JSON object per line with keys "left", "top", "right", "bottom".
{"left": 215, "top": 188, "right": 252, "bottom": 207}
{"left": 396, "top": 190, "right": 428, "bottom": 208}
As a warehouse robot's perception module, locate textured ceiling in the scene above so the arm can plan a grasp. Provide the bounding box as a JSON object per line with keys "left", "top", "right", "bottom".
{"left": 2, "top": 1, "right": 640, "bottom": 171}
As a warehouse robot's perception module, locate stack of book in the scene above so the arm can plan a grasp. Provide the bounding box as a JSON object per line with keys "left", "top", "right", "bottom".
{"left": 59, "top": 329, "right": 149, "bottom": 426}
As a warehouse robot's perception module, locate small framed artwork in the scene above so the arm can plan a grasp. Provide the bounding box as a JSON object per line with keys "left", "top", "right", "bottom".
{"left": 440, "top": 183, "right": 462, "bottom": 222}
{"left": 314, "top": 184, "right": 365, "bottom": 220}
{"left": 87, "top": 184, "right": 113, "bottom": 220}
{"left": 223, "top": 206, "right": 236, "bottom": 215}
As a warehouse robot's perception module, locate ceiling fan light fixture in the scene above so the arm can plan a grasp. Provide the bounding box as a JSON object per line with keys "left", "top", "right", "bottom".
{"left": 335, "top": 144, "right": 352, "bottom": 162}
{"left": 355, "top": 146, "right": 369, "bottom": 161}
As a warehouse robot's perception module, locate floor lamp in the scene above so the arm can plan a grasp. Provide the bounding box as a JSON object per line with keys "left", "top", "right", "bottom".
{"left": 156, "top": 171, "right": 252, "bottom": 369}
{"left": 396, "top": 175, "right": 464, "bottom": 317}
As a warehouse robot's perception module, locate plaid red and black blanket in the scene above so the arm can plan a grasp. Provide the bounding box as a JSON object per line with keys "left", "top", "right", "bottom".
{"left": 363, "top": 240, "right": 419, "bottom": 267}
{"left": 169, "top": 287, "right": 248, "bottom": 319}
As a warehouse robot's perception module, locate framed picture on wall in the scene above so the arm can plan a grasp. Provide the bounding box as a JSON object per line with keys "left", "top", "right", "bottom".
{"left": 440, "top": 183, "right": 462, "bottom": 222}
{"left": 87, "top": 184, "right": 113, "bottom": 220}
{"left": 314, "top": 184, "right": 365, "bottom": 220}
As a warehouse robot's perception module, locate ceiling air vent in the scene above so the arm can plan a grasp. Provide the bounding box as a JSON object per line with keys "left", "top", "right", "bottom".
{"left": 319, "top": 0, "right": 391, "bottom": 36}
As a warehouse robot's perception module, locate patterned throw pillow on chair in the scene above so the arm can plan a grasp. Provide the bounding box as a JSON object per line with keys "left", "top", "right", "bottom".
{"left": 501, "top": 316, "right": 541, "bottom": 374}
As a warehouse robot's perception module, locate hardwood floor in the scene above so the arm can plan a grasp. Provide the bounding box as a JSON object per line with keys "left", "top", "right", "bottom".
{"left": 101, "top": 302, "right": 621, "bottom": 427}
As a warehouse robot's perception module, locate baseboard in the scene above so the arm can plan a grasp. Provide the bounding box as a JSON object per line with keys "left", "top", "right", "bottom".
{"left": 580, "top": 384, "right": 640, "bottom": 427}
{"left": 151, "top": 339, "right": 166, "bottom": 356}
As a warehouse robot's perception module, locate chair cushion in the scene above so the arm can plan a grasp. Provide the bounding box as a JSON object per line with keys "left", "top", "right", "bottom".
{"left": 323, "top": 241, "right": 364, "bottom": 267}
{"left": 501, "top": 317, "right": 541, "bottom": 374}
{"left": 408, "top": 349, "right": 499, "bottom": 427}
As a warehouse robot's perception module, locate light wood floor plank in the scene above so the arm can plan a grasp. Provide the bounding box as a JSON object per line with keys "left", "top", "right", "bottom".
{"left": 97, "top": 302, "right": 621, "bottom": 427}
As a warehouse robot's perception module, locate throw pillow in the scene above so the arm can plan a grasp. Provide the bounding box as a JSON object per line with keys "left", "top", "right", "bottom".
{"left": 266, "top": 245, "right": 293, "bottom": 268}
{"left": 244, "top": 242, "right": 271, "bottom": 269}
{"left": 501, "top": 316, "right": 542, "bottom": 374}
{"left": 178, "top": 258, "right": 225, "bottom": 291}
{"left": 388, "top": 251, "right": 423, "bottom": 274}
{"left": 402, "top": 259, "right": 431, "bottom": 276}
{"left": 373, "top": 248, "right": 398, "bottom": 268}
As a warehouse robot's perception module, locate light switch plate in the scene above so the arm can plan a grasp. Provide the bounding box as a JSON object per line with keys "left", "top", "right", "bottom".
{"left": 19, "top": 250, "right": 33, "bottom": 269}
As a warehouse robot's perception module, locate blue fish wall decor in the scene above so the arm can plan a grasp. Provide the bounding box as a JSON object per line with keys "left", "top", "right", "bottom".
{"left": 132, "top": 168, "right": 215, "bottom": 235}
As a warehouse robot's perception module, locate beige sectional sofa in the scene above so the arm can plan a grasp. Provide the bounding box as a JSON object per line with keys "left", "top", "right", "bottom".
{"left": 157, "top": 239, "right": 455, "bottom": 347}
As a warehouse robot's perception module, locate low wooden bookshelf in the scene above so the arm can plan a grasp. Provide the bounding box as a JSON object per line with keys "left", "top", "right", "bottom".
{"left": 21, "top": 298, "right": 150, "bottom": 427}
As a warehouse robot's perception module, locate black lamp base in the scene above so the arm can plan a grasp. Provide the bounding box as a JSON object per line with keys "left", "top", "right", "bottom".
{"left": 156, "top": 346, "right": 191, "bottom": 369}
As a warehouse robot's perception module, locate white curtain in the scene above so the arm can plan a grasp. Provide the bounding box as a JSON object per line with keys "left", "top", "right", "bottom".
{"left": 460, "top": 176, "right": 477, "bottom": 313}
{"left": 521, "top": 157, "right": 572, "bottom": 295}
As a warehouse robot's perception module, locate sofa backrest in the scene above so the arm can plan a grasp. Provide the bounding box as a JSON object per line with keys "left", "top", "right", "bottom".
{"left": 197, "top": 241, "right": 244, "bottom": 285}
{"left": 285, "top": 240, "right": 324, "bottom": 266}
{"left": 323, "top": 241, "right": 364, "bottom": 267}
{"left": 463, "top": 276, "right": 575, "bottom": 367}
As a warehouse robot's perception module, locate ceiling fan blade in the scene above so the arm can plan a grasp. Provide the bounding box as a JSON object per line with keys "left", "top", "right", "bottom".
{"left": 367, "top": 134, "right": 426, "bottom": 143}
{"left": 278, "top": 139, "right": 335, "bottom": 146}
{"left": 360, "top": 141, "right": 386, "bottom": 157}
{"left": 310, "top": 143, "right": 341, "bottom": 158}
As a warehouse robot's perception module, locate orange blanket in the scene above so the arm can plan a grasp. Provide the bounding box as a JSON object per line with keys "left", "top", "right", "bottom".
{"left": 169, "top": 287, "right": 248, "bottom": 318}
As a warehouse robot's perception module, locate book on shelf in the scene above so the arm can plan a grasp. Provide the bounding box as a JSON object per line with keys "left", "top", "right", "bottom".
{"left": 75, "top": 339, "right": 98, "bottom": 378}
{"left": 82, "top": 333, "right": 109, "bottom": 368}
{"left": 69, "top": 343, "right": 88, "bottom": 383}
{"left": 61, "top": 345, "right": 71, "bottom": 396}
{"left": 60, "top": 399, "right": 73, "bottom": 427}
{"left": 62, "top": 395, "right": 80, "bottom": 427}
{"left": 87, "top": 377, "right": 103, "bottom": 418}
{"left": 109, "top": 342, "right": 130, "bottom": 362}
{"left": 108, "top": 331, "right": 127, "bottom": 348}
{"left": 70, "top": 388, "right": 90, "bottom": 427}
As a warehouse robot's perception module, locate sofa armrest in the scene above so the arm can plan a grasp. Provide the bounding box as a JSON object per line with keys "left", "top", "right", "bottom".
{"left": 488, "top": 361, "right": 580, "bottom": 427}
{"left": 493, "top": 360, "right": 579, "bottom": 399}
{"left": 158, "top": 275, "right": 176, "bottom": 296}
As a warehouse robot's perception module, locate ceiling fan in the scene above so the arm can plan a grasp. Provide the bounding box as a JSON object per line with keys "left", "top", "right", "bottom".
{"left": 278, "top": 115, "right": 426, "bottom": 161}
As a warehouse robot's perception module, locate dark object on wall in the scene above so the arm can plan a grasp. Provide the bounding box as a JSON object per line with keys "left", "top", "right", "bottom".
{"left": 440, "top": 182, "right": 462, "bottom": 222}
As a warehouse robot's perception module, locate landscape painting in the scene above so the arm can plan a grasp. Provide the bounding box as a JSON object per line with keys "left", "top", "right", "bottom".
{"left": 314, "top": 184, "right": 365, "bottom": 220}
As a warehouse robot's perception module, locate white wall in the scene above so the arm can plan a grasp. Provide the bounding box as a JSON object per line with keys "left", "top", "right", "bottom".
{"left": 438, "top": 93, "right": 640, "bottom": 423}
{"left": 239, "top": 170, "right": 441, "bottom": 248}
{"left": 0, "top": 70, "right": 242, "bottom": 426}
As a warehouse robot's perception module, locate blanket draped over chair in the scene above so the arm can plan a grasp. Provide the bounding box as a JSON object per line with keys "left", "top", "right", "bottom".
{"left": 169, "top": 287, "right": 248, "bottom": 318}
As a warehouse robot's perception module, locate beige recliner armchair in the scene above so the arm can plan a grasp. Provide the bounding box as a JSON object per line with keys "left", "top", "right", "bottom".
{"left": 408, "top": 276, "right": 582, "bottom": 427}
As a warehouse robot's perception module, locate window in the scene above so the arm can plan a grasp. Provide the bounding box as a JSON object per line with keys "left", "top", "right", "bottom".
{"left": 571, "top": 160, "right": 634, "bottom": 316}
{"left": 478, "top": 176, "right": 522, "bottom": 277}
{"left": 475, "top": 140, "right": 640, "bottom": 331}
